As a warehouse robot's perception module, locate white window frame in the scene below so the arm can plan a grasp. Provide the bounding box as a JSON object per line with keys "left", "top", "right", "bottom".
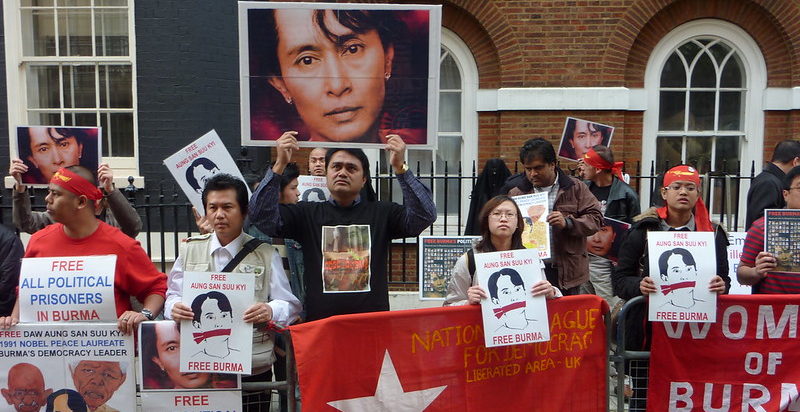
{"left": 642, "top": 19, "right": 766, "bottom": 217}
{"left": 368, "top": 28, "right": 478, "bottom": 235}
{"left": 2, "top": 0, "right": 142, "bottom": 188}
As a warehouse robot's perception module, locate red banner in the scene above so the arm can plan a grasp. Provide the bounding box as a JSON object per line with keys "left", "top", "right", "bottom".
{"left": 289, "top": 295, "right": 608, "bottom": 411}
{"left": 648, "top": 295, "right": 800, "bottom": 411}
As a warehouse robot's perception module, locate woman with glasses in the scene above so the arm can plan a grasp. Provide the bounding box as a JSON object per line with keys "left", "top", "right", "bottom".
{"left": 443, "top": 195, "right": 560, "bottom": 306}
{"left": 611, "top": 165, "right": 729, "bottom": 411}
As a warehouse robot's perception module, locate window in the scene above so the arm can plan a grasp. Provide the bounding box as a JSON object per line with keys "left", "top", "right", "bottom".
{"left": 8, "top": 0, "right": 137, "bottom": 160}
{"left": 374, "top": 29, "right": 478, "bottom": 233}
{"left": 642, "top": 20, "right": 766, "bottom": 217}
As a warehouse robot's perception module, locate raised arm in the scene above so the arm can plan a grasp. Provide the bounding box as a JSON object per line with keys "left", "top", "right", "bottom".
{"left": 386, "top": 135, "right": 436, "bottom": 237}
{"left": 249, "top": 132, "right": 298, "bottom": 237}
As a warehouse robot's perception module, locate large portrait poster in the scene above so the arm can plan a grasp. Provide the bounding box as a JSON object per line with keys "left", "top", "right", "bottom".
{"left": 321, "top": 225, "right": 371, "bottom": 293}
{"left": 15, "top": 126, "right": 101, "bottom": 186}
{"left": 587, "top": 217, "right": 630, "bottom": 263}
{"left": 512, "top": 193, "right": 551, "bottom": 259}
{"left": 474, "top": 248, "right": 549, "bottom": 347}
{"left": 18, "top": 255, "right": 117, "bottom": 323}
{"left": 647, "top": 231, "right": 717, "bottom": 323}
{"left": 180, "top": 272, "right": 255, "bottom": 375}
{"left": 0, "top": 323, "right": 135, "bottom": 412}
{"left": 163, "top": 130, "right": 250, "bottom": 216}
{"left": 139, "top": 321, "right": 242, "bottom": 412}
{"left": 418, "top": 236, "right": 479, "bottom": 300}
{"left": 297, "top": 175, "right": 329, "bottom": 202}
{"left": 764, "top": 209, "right": 800, "bottom": 273}
{"left": 239, "top": 2, "right": 442, "bottom": 148}
{"left": 557, "top": 117, "right": 614, "bottom": 162}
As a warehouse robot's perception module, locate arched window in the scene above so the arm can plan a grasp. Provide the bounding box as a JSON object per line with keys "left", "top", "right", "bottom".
{"left": 372, "top": 28, "right": 478, "bottom": 232}
{"left": 642, "top": 20, "right": 766, "bottom": 217}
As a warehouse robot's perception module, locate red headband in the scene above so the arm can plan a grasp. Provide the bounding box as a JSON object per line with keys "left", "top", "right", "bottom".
{"left": 657, "top": 165, "right": 712, "bottom": 232}
{"left": 50, "top": 168, "right": 103, "bottom": 201}
{"left": 583, "top": 148, "right": 624, "bottom": 181}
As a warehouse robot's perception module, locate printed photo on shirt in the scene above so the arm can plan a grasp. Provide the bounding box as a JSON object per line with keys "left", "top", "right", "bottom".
{"left": 321, "top": 225, "right": 371, "bottom": 293}
{"left": 512, "top": 193, "right": 551, "bottom": 259}
{"left": 15, "top": 126, "right": 101, "bottom": 186}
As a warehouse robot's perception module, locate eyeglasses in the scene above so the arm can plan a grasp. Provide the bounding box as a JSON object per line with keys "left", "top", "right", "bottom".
{"left": 10, "top": 390, "right": 41, "bottom": 398}
{"left": 665, "top": 184, "right": 697, "bottom": 192}
{"left": 489, "top": 211, "right": 517, "bottom": 220}
{"left": 787, "top": 186, "right": 800, "bottom": 192}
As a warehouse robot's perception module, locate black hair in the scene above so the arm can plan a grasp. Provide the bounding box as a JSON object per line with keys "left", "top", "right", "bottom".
{"left": 46, "top": 389, "right": 87, "bottom": 412}
{"left": 302, "top": 187, "right": 327, "bottom": 202}
{"left": 520, "top": 138, "right": 556, "bottom": 164}
{"left": 771, "top": 140, "right": 800, "bottom": 164}
{"left": 191, "top": 291, "right": 233, "bottom": 324}
{"left": 324, "top": 148, "right": 371, "bottom": 179}
{"left": 487, "top": 268, "right": 525, "bottom": 300}
{"left": 186, "top": 158, "right": 219, "bottom": 192}
{"left": 250, "top": 9, "right": 402, "bottom": 78}
{"left": 140, "top": 322, "right": 175, "bottom": 389}
{"left": 657, "top": 248, "right": 697, "bottom": 282}
{"left": 785, "top": 165, "right": 800, "bottom": 190}
{"left": 280, "top": 163, "right": 300, "bottom": 191}
{"left": 201, "top": 173, "right": 249, "bottom": 216}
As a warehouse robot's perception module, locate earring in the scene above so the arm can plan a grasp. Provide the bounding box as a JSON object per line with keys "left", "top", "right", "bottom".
{"left": 384, "top": 73, "right": 391, "bottom": 81}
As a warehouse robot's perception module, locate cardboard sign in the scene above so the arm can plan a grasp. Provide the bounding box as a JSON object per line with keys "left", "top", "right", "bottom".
{"left": 297, "top": 175, "right": 329, "bottom": 202}
{"left": 475, "top": 248, "right": 549, "bottom": 347}
{"left": 587, "top": 217, "right": 630, "bottom": 263}
{"left": 556, "top": 117, "right": 614, "bottom": 162}
{"left": 139, "top": 321, "right": 242, "bottom": 412}
{"left": 0, "top": 323, "right": 135, "bottom": 412}
{"left": 418, "top": 236, "right": 480, "bottom": 300}
{"left": 512, "top": 193, "right": 551, "bottom": 259}
{"left": 764, "top": 209, "right": 800, "bottom": 274}
{"left": 727, "top": 231, "right": 751, "bottom": 295}
{"left": 164, "top": 130, "right": 250, "bottom": 216}
{"left": 647, "top": 231, "right": 717, "bottom": 323}
{"left": 14, "top": 126, "right": 102, "bottom": 186}
{"left": 18, "top": 255, "right": 117, "bottom": 323}
{"left": 180, "top": 272, "right": 255, "bottom": 375}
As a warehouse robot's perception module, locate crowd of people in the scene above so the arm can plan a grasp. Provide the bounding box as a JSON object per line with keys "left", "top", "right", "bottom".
{"left": 0, "top": 132, "right": 797, "bottom": 412}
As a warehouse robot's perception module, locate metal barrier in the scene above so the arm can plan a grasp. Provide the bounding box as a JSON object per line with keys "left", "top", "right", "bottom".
{"left": 241, "top": 330, "right": 298, "bottom": 412}
{"left": 610, "top": 296, "right": 650, "bottom": 412}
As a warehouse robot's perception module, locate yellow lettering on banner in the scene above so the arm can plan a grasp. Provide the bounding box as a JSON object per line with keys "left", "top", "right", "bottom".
{"left": 549, "top": 308, "right": 599, "bottom": 331}
{"left": 465, "top": 363, "right": 522, "bottom": 383}
{"left": 411, "top": 324, "right": 482, "bottom": 354}
{"left": 532, "top": 331, "right": 593, "bottom": 356}
{"left": 524, "top": 358, "right": 556, "bottom": 373}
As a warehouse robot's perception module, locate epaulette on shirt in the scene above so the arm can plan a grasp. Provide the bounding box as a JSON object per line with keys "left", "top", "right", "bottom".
{"left": 182, "top": 233, "right": 213, "bottom": 242}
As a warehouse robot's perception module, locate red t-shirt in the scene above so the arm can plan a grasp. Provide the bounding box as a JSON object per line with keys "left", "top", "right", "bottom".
{"left": 25, "top": 221, "right": 167, "bottom": 316}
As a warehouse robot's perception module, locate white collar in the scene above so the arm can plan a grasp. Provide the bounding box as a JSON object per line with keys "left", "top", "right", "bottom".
{"left": 209, "top": 231, "right": 246, "bottom": 256}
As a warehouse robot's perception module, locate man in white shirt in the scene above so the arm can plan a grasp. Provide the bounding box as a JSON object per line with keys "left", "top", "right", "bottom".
{"left": 165, "top": 173, "right": 301, "bottom": 380}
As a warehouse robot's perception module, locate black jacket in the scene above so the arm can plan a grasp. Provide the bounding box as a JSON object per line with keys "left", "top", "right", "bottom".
{"left": 611, "top": 208, "right": 730, "bottom": 350}
{"left": 0, "top": 225, "right": 23, "bottom": 316}
{"left": 746, "top": 163, "right": 786, "bottom": 230}
{"left": 585, "top": 176, "right": 641, "bottom": 224}
{"left": 465, "top": 159, "right": 511, "bottom": 235}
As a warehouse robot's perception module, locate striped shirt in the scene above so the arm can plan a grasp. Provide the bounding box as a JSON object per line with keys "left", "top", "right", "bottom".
{"left": 740, "top": 216, "right": 800, "bottom": 293}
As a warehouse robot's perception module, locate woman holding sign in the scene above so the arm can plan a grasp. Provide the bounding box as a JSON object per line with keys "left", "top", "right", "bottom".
{"left": 443, "top": 195, "right": 560, "bottom": 306}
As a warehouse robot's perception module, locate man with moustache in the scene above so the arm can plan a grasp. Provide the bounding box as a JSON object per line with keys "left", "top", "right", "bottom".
{"left": 69, "top": 361, "right": 125, "bottom": 412}
{"left": 1, "top": 363, "right": 52, "bottom": 412}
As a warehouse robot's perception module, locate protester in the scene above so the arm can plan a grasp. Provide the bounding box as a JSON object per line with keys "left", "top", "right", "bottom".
{"left": 579, "top": 145, "right": 640, "bottom": 306}
{"left": 501, "top": 137, "right": 602, "bottom": 295}
{"left": 444, "top": 195, "right": 559, "bottom": 306}
{"left": 308, "top": 148, "right": 327, "bottom": 177}
{"left": 611, "top": 164, "right": 729, "bottom": 412}
{"left": 165, "top": 173, "right": 301, "bottom": 406}
{"left": 248, "top": 132, "right": 435, "bottom": 321}
{"left": 69, "top": 361, "right": 126, "bottom": 412}
{"left": 738, "top": 166, "right": 800, "bottom": 293}
{"left": 464, "top": 159, "right": 511, "bottom": 235}
{"left": 10, "top": 160, "right": 141, "bottom": 238}
{"left": 745, "top": 139, "right": 800, "bottom": 229}
{"left": 1, "top": 363, "right": 51, "bottom": 412}
{"left": 0, "top": 166, "right": 166, "bottom": 334}
{"left": 0, "top": 224, "right": 23, "bottom": 317}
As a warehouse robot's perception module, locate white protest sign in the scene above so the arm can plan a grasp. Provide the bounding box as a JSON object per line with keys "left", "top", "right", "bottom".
{"left": 180, "top": 272, "right": 255, "bottom": 375}
{"left": 297, "top": 175, "right": 329, "bottom": 202}
{"left": 475, "top": 248, "right": 549, "bottom": 347}
{"left": 648, "top": 231, "right": 717, "bottom": 322}
{"left": 139, "top": 321, "right": 242, "bottom": 411}
{"left": 18, "top": 255, "right": 117, "bottom": 323}
{"left": 512, "top": 193, "right": 551, "bottom": 259}
{"left": 141, "top": 391, "right": 243, "bottom": 412}
{"left": 164, "top": 130, "right": 250, "bottom": 216}
{"left": 0, "top": 323, "right": 135, "bottom": 412}
{"left": 727, "top": 232, "right": 751, "bottom": 295}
